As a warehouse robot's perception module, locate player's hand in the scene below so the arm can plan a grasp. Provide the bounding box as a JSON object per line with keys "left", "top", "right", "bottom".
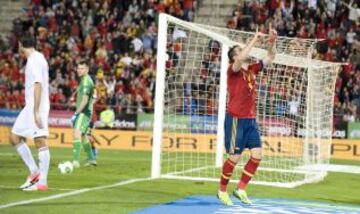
{"left": 71, "top": 112, "right": 79, "bottom": 127}
{"left": 268, "top": 23, "right": 277, "bottom": 44}
{"left": 34, "top": 111, "right": 44, "bottom": 129}
{"left": 254, "top": 26, "right": 266, "bottom": 38}
{"left": 254, "top": 27, "right": 261, "bottom": 38}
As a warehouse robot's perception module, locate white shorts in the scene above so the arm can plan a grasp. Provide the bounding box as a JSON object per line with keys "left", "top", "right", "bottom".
{"left": 11, "top": 106, "right": 49, "bottom": 138}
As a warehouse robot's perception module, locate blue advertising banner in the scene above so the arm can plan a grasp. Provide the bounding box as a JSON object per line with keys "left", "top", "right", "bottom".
{"left": 137, "top": 113, "right": 219, "bottom": 134}
{"left": 190, "top": 115, "right": 217, "bottom": 134}
{"left": 0, "top": 109, "right": 20, "bottom": 126}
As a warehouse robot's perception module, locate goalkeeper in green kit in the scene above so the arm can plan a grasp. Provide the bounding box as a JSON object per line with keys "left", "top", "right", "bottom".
{"left": 71, "top": 59, "right": 97, "bottom": 168}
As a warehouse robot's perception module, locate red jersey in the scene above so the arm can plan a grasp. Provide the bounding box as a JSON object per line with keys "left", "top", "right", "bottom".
{"left": 227, "top": 61, "right": 263, "bottom": 118}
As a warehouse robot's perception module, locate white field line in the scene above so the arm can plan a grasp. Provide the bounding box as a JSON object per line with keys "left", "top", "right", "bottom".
{"left": 0, "top": 185, "right": 77, "bottom": 191}
{"left": 165, "top": 165, "right": 213, "bottom": 176}
{"left": 0, "top": 177, "right": 152, "bottom": 210}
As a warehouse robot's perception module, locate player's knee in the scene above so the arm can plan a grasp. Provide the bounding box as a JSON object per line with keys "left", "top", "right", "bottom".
{"left": 34, "top": 137, "right": 47, "bottom": 149}
{"left": 81, "top": 134, "right": 87, "bottom": 142}
{"left": 9, "top": 133, "right": 20, "bottom": 146}
{"left": 229, "top": 154, "right": 241, "bottom": 163}
{"left": 73, "top": 129, "right": 82, "bottom": 139}
{"left": 250, "top": 150, "right": 262, "bottom": 160}
{"left": 9, "top": 135, "right": 15, "bottom": 146}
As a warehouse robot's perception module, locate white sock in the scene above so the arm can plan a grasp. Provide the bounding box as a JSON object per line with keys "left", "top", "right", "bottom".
{"left": 15, "top": 143, "right": 38, "bottom": 174}
{"left": 38, "top": 147, "right": 50, "bottom": 185}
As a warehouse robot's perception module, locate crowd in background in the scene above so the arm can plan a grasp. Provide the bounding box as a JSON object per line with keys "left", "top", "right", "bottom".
{"left": 0, "top": 0, "right": 195, "bottom": 114}
{"left": 226, "top": 0, "right": 360, "bottom": 122}
{"left": 0, "top": 0, "right": 358, "bottom": 123}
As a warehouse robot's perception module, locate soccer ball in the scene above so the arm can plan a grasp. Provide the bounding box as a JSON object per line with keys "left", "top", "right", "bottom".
{"left": 58, "top": 161, "right": 74, "bottom": 174}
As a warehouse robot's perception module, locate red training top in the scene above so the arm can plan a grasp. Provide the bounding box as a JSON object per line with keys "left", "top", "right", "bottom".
{"left": 227, "top": 61, "right": 263, "bottom": 118}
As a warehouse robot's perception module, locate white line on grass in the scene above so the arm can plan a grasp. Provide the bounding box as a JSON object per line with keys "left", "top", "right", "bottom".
{"left": 0, "top": 185, "right": 77, "bottom": 191}
{"left": 0, "top": 177, "right": 152, "bottom": 210}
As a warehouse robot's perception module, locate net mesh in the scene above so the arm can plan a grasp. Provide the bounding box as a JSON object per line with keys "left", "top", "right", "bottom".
{"left": 156, "top": 15, "right": 339, "bottom": 187}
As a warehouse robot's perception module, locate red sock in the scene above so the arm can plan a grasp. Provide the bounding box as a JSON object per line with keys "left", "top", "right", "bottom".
{"left": 219, "top": 159, "right": 236, "bottom": 192}
{"left": 238, "top": 157, "right": 261, "bottom": 190}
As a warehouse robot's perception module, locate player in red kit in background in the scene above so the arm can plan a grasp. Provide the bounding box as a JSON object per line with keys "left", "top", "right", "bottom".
{"left": 217, "top": 26, "right": 277, "bottom": 205}
{"left": 88, "top": 106, "right": 100, "bottom": 159}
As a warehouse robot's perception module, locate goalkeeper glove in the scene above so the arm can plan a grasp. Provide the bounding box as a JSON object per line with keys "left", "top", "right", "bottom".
{"left": 71, "top": 112, "right": 79, "bottom": 127}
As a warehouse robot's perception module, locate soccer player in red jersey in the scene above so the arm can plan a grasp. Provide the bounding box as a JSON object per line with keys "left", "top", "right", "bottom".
{"left": 88, "top": 98, "right": 100, "bottom": 160}
{"left": 217, "top": 26, "right": 277, "bottom": 205}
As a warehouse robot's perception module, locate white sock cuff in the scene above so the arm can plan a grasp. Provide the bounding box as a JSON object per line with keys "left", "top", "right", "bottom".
{"left": 38, "top": 147, "right": 49, "bottom": 152}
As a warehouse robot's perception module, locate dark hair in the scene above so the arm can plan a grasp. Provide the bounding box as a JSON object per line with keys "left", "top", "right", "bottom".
{"left": 19, "top": 34, "right": 35, "bottom": 48}
{"left": 227, "top": 45, "right": 240, "bottom": 63}
{"left": 77, "top": 59, "right": 89, "bottom": 67}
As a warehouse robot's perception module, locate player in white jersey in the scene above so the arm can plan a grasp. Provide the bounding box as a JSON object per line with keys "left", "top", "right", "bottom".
{"left": 10, "top": 34, "right": 50, "bottom": 191}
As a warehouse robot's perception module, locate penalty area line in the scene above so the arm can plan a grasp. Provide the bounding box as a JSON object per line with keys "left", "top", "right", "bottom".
{"left": 0, "top": 177, "right": 152, "bottom": 210}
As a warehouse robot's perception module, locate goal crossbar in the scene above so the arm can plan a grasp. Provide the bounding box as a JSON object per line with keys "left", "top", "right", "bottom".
{"left": 163, "top": 14, "right": 341, "bottom": 68}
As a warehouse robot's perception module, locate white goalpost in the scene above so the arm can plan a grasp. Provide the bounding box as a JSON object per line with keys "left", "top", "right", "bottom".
{"left": 151, "top": 14, "right": 341, "bottom": 188}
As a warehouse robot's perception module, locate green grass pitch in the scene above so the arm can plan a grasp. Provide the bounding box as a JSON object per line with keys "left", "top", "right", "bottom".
{"left": 0, "top": 145, "right": 359, "bottom": 214}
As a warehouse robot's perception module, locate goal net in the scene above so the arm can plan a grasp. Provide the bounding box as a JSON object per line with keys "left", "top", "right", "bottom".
{"left": 151, "top": 14, "right": 341, "bottom": 188}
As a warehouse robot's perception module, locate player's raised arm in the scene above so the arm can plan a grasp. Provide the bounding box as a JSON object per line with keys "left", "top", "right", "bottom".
{"left": 231, "top": 28, "right": 264, "bottom": 72}
{"left": 263, "top": 24, "right": 277, "bottom": 66}
{"left": 341, "top": 0, "right": 353, "bottom": 9}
